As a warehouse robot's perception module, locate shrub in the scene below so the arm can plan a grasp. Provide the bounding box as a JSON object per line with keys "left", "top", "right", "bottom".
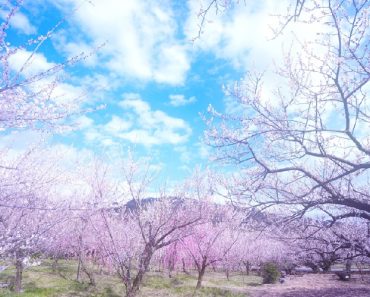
{"left": 261, "top": 262, "right": 280, "bottom": 284}
{"left": 335, "top": 271, "right": 351, "bottom": 281}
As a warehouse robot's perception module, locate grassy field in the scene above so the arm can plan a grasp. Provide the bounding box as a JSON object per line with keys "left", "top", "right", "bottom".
{"left": 0, "top": 260, "right": 262, "bottom": 297}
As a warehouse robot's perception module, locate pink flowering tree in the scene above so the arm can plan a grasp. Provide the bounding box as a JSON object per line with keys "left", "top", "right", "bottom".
{"left": 0, "top": 1, "right": 99, "bottom": 131}
{"left": 94, "top": 198, "right": 201, "bottom": 297}
{"left": 285, "top": 219, "right": 370, "bottom": 273}
{"left": 205, "top": 0, "right": 370, "bottom": 223}
{"left": 234, "top": 232, "right": 277, "bottom": 276}
{"left": 44, "top": 207, "right": 103, "bottom": 285}
{"left": 0, "top": 148, "right": 67, "bottom": 292}
{"left": 180, "top": 204, "right": 241, "bottom": 290}
{"left": 0, "top": 2, "right": 100, "bottom": 289}
{"left": 87, "top": 157, "right": 202, "bottom": 297}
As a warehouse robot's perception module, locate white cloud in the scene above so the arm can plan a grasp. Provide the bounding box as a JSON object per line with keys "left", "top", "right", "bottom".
{"left": 82, "top": 93, "right": 192, "bottom": 147}
{"left": 84, "top": 129, "right": 101, "bottom": 142}
{"left": 52, "top": 31, "right": 98, "bottom": 67}
{"left": 8, "top": 48, "right": 85, "bottom": 107}
{"left": 185, "top": 0, "right": 281, "bottom": 70}
{"left": 75, "top": 115, "right": 94, "bottom": 130}
{"left": 223, "top": 95, "right": 243, "bottom": 115}
{"left": 101, "top": 138, "right": 115, "bottom": 147}
{"left": 0, "top": 130, "right": 44, "bottom": 152}
{"left": 55, "top": 0, "right": 191, "bottom": 85}
{"left": 119, "top": 93, "right": 151, "bottom": 114}
{"left": 8, "top": 49, "right": 56, "bottom": 77}
{"left": 185, "top": 0, "right": 325, "bottom": 72}
{"left": 153, "top": 44, "right": 190, "bottom": 85}
{"left": 116, "top": 93, "right": 192, "bottom": 146}
{"left": 174, "top": 146, "right": 191, "bottom": 163}
{"left": 104, "top": 115, "right": 132, "bottom": 133}
{"left": 196, "top": 142, "right": 210, "bottom": 160}
{"left": 169, "top": 94, "right": 196, "bottom": 107}
{"left": 185, "top": 0, "right": 333, "bottom": 117}
{"left": 0, "top": 10, "right": 36, "bottom": 35}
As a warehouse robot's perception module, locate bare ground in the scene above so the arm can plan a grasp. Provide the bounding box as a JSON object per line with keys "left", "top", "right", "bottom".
{"left": 247, "top": 274, "right": 370, "bottom": 297}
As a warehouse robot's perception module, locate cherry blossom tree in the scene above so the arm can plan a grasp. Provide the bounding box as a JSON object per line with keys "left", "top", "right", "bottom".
{"left": 0, "top": 1, "right": 97, "bottom": 131}
{"left": 88, "top": 157, "right": 202, "bottom": 297}
{"left": 180, "top": 204, "right": 241, "bottom": 290}
{"left": 0, "top": 2, "right": 99, "bottom": 287}
{"left": 158, "top": 241, "right": 181, "bottom": 278}
{"left": 193, "top": 0, "right": 308, "bottom": 41}
{"left": 285, "top": 218, "right": 370, "bottom": 272}
{"left": 0, "top": 4, "right": 100, "bottom": 285}
{"left": 233, "top": 229, "right": 293, "bottom": 276}
{"left": 0, "top": 148, "right": 67, "bottom": 292}
{"left": 44, "top": 207, "right": 102, "bottom": 285}
{"left": 94, "top": 198, "right": 201, "bottom": 297}
{"left": 206, "top": 0, "right": 370, "bottom": 223}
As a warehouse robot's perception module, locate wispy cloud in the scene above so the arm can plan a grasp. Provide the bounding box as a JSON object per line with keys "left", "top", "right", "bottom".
{"left": 54, "top": 0, "right": 191, "bottom": 85}
{"left": 169, "top": 94, "right": 196, "bottom": 107}
{"left": 104, "top": 115, "right": 132, "bottom": 133}
{"left": 117, "top": 93, "right": 192, "bottom": 146}
{"left": 83, "top": 93, "right": 192, "bottom": 147}
{"left": 0, "top": 10, "right": 36, "bottom": 34}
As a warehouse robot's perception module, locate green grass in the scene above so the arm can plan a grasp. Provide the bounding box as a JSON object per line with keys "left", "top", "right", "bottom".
{"left": 0, "top": 260, "right": 261, "bottom": 297}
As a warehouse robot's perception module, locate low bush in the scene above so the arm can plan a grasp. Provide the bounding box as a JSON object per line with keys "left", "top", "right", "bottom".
{"left": 335, "top": 271, "right": 351, "bottom": 281}
{"left": 261, "top": 262, "right": 280, "bottom": 284}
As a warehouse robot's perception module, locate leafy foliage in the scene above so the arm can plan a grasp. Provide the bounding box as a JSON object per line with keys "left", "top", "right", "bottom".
{"left": 261, "top": 262, "right": 280, "bottom": 284}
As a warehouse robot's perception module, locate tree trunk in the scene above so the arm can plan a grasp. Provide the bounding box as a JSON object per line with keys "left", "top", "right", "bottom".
{"left": 51, "top": 257, "right": 59, "bottom": 273}
{"left": 14, "top": 252, "right": 23, "bottom": 293}
{"left": 126, "top": 288, "right": 138, "bottom": 297}
{"left": 125, "top": 244, "right": 153, "bottom": 297}
{"left": 305, "top": 262, "right": 320, "bottom": 273}
{"left": 126, "top": 268, "right": 146, "bottom": 297}
{"left": 211, "top": 263, "right": 216, "bottom": 272}
{"left": 76, "top": 254, "right": 82, "bottom": 281}
{"left": 182, "top": 259, "right": 190, "bottom": 275}
{"left": 76, "top": 235, "right": 83, "bottom": 282}
{"left": 321, "top": 262, "right": 332, "bottom": 272}
{"left": 356, "top": 262, "right": 364, "bottom": 281}
{"left": 196, "top": 263, "right": 206, "bottom": 290}
{"left": 81, "top": 261, "right": 96, "bottom": 286}
{"left": 244, "top": 261, "right": 250, "bottom": 276}
{"left": 168, "top": 256, "right": 175, "bottom": 278}
{"left": 168, "top": 264, "right": 174, "bottom": 278}
{"left": 345, "top": 259, "right": 352, "bottom": 273}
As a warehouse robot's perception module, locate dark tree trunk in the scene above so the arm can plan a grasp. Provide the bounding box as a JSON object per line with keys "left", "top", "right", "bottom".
{"left": 168, "top": 262, "right": 174, "bottom": 278}
{"left": 76, "top": 235, "right": 83, "bottom": 282}
{"left": 168, "top": 254, "right": 175, "bottom": 278}
{"left": 125, "top": 244, "right": 153, "bottom": 297}
{"left": 196, "top": 260, "right": 207, "bottom": 290}
{"left": 76, "top": 253, "right": 82, "bottom": 281}
{"left": 321, "top": 262, "right": 332, "bottom": 272}
{"left": 126, "top": 269, "right": 146, "bottom": 297}
{"left": 305, "top": 262, "right": 320, "bottom": 273}
{"left": 211, "top": 263, "right": 217, "bottom": 272}
{"left": 52, "top": 258, "right": 59, "bottom": 273}
{"left": 345, "top": 259, "right": 352, "bottom": 273}
{"left": 182, "top": 259, "right": 190, "bottom": 275}
{"left": 14, "top": 252, "right": 23, "bottom": 293}
{"left": 81, "top": 261, "right": 96, "bottom": 286}
{"left": 244, "top": 261, "right": 250, "bottom": 276}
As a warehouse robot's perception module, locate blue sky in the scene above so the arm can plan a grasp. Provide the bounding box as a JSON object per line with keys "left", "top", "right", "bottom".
{"left": 4, "top": 0, "right": 296, "bottom": 184}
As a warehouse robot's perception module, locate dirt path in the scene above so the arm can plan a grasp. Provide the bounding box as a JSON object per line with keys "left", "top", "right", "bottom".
{"left": 247, "top": 274, "right": 370, "bottom": 297}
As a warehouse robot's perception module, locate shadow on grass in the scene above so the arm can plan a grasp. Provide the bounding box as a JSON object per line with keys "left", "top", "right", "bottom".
{"left": 172, "top": 285, "right": 246, "bottom": 297}
{"left": 279, "top": 287, "right": 370, "bottom": 297}
{"left": 103, "top": 286, "right": 121, "bottom": 297}
{"left": 248, "top": 282, "right": 261, "bottom": 287}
